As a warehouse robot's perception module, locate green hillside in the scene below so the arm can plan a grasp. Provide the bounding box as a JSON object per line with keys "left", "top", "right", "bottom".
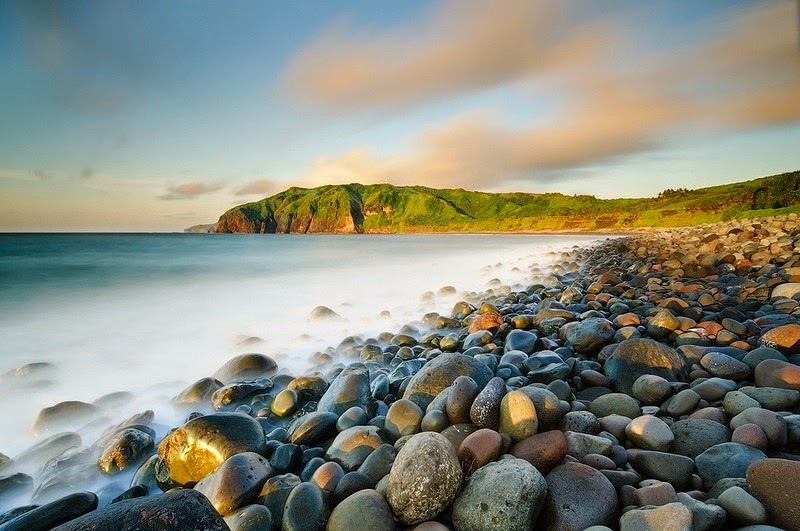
{"left": 213, "top": 170, "right": 800, "bottom": 233}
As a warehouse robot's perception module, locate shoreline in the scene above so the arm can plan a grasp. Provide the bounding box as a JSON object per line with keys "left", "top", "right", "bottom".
{"left": 2, "top": 215, "right": 800, "bottom": 529}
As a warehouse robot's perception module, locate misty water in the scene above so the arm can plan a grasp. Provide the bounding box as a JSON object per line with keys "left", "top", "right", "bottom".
{"left": 0, "top": 232, "right": 603, "bottom": 508}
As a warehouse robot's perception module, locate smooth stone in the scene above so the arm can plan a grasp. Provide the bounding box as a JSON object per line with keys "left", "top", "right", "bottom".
{"left": 327, "top": 489, "right": 394, "bottom": 531}
{"left": 257, "top": 473, "right": 300, "bottom": 524}
{"left": 603, "top": 339, "right": 689, "bottom": 395}
{"left": 758, "top": 324, "right": 800, "bottom": 354}
{"left": 676, "top": 492, "right": 726, "bottom": 531}
{"left": 740, "top": 385, "right": 800, "bottom": 410}
{"left": 173, "top": 377, "right": 224, "bottom": 406}
{"left": 310, "top": 461, "right": 344, "bottom": 493}
{"left": 770, "top": 282, "right": 800, "bottom": 299}
{"left": 730, "top": 407, "right": 787, "bottom": 447}
{"left": 747, "top": 458, "right": 800, "bottom": 530}
{"left": 281, "top": 482, "right": 328, "bottom": 531}
{"left": 157, "top": 413, "right": 266, "bottom": 486}
{"left": 223, "top": 504, "right": 273, "bottom": 531}
{"left": 564, "top": 431, "right": 612, "bottom": 458}
{"left": 509, "top": 429, "right": 568, "bottom": 474}
{"left": 563, "top": 317, "right": 614, "bottom": 354}
{"left": 403, "top": 353, "right": 493, "bottom": 410}
{"left": 212, "top": 353, "right": 277, "bottom": 383}
{"left": 589, "top": 393, "right": 640, "bottom": 419}
{"left": 541, "top": 462, "right": 618, "bottom": 531}
{"left": 325, "top": 426, "right": 383, "bottom": 471}
{"left": 212, "top": 381, "right": 271, "bottom": 411}
{"left": 317, "top": 364, "right": 375, "bottom": 416}
{"left": 754, "top": 359, "right": 800, "bottom": 391}
{"left": 457, "top": 428, "right": 503, "bottom": 476}
{"left": 504, "top": 329, "right": 538, "bottom": 354}
{"left": 695, "top": 442, "right": 766, "bottom": 488}
{"left": 581, "top": 453, "right": 616, "bottom": 470}
{"left": 446, "top": 376, "right": 480, "bottom": 425}
{"left": 386, "top": 432, "right": 462, "bottom": 525}
{"left": 700, "top": 352, "right": 751, "bottom": 380}
{"left": 29, "top": 401, "right": 98, "bottom": 436}
{"left": 48, "top": 490, "right": 226, "bottom": 531}
{"left": 288, "top": 412, "right": 338, "bottom": 446}
{"left": 692, "top": 377, "right": 737, "bottom": 402}
{"left": 287, "top": 375, "right": 328, "bottom": 401}
{"left": 717, "top": 485, "right": 768, "bottom": 525}
{"left": 630, "top": 450, "right": 694, "bottom": 489}
{"left": 336, "top": 406, "right": 368, "bottom": 432}
{"left": 742, "top": 347, "right": 788, "bottom": 369}
{"left": 440, "top": 423, "right": 478, "bottom": 451}
{"left": 452, "top": 457, "right": 547, "bottom": 531}
{"left": 194, "top": 452, "right": 274, "bottom": 515}
{"left": 331, "top": 472, "right": 372, "bottom": 505}
{"left": 559, "top": 411, "right": 601, "bottom": 435}
{"left": 357, "top": 443, "right": 396, "bottom": 485}
{"left": 625, "top": 415, "right": 674, "bottom": 452}
{"left": 270, "top": 443, "right": 302, "bottom": 474}
{"left": 499, "top": 390, "right": 538, "bottom": 442}
{"left": 663, "top": 389, "right": 701, "bottom": 417}
{"left": 8, "top": 433, "right": 81, "bottom": 474}
{"left": 385, "top": 399, "right": 424, "bottom": 441}
{"left": 271, "top": 389, "right": 298, "bottom": 417}
{"left": 469, "top": 377, "right": 505, "bottom": 430}
{"left": 619, "top": 502, "right": 692, "bottom": 531}
{"left": 647, "top": 310, "right": 681, "bottom": 339}
{"left": 723, "top": 391, "right": 762, "bottom": 417}
{"left": 631, "top": 375, "right": 673, "bottom": 406}
{"left": 515, "top": 386, "right": 563, "bottom": 429}
{"left": 732, "top": 423, "right": 769, "bottom": 449}
{"left": 97, "top": 428, "right": 154, "bottom": 474}
{"left": 633, "top": 481, "right": 679, "bottom": 506}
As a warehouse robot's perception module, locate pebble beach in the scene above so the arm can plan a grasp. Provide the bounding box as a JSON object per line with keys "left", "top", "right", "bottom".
{"left": 3, "top": 215, "right": 800, "bottom": 530}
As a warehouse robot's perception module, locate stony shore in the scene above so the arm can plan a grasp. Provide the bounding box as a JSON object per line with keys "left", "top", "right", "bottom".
{"left": 4, "top": 215, "right": 800, "bottom": 530}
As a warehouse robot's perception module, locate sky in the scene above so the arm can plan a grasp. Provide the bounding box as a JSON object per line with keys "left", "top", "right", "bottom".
{"left": 1, "top": 0, "right": 799, "bottom": 231}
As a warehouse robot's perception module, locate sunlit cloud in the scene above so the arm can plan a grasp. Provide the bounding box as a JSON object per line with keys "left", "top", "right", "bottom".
{"left": 158, "top": 181, "right": 222, "bottom": 200}
{"left": 234, "top": 179, "right": 278, "bottom": 196}
{"left": 287, "top": 0, "right": 800, "bottom": 190}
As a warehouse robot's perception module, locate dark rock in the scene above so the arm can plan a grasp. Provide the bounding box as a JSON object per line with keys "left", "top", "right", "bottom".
{"left": 670, "top": 419, "right": 731, "bottom": 459}
{"left": 469, "top": 377, "right": 505, "bottom": 430}
{"left": 317, "top": 364, "right": 375, "bottom": 416}
{"left": 97, "top": 428, "right": 154, "bottom": 474}
{"left": 223, "top": 504, "right": 273, "bottom": 531}
{"left": 747, "top": 458, "right": 800, "bottom": 530}
{"left": 402, "top": 353, "right": 493, "bottom": 410}
{"left": 325, "top": 426, "right": 383, "bottom": 471}
{"left": 194, "top": 452, "right": 274, "bottom": 515}
{"left": 287, "top": 412, "right": 338, "bottom": 446}
{"left": 281, "top": 482, "right": 328, "bottom": 531}
{"left": 270, "top": 443, "right": 302, "bottom": 474}
{"left": 173, "top": 377, "right": 223, "bottom": 406}
{"left": 563, "top": 317, "right": 614, "bottom": 355}
{"left": 212, "top": 353, "right": 278, "bottom": 383}
{"left": 603, "top": 339, "right": 689, "bottom": 394}
{"left": 0, "top": 491, "right": 98, "bottom": 531}
{"left": 257, "top": 473, "right": 300, "bottom": 524}
{"left": 695, "top": 442, "right": 766, "bottom": 488}
{"left": 332, "top": 472, "right": 373, "bottom": 505}
{"left": 541, "top": 462, "right": 618, "bottom": 531}
{"left": 327, "top": 489, "right": 394, "bottom": 531}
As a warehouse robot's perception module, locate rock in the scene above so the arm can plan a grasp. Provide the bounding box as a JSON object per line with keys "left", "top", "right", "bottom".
{"left": 8, "top": 432, "right": 82, "bottom": 474}
{"left": 386, "top": 432, "right": 462, "bottom": 525}
{"left": 631, "top": 375, "right": 673, "bottom": 406}
{"left": 647, "top": 310, "right": 681, "bottom": 339}
{"left": 403, "top": 353, "right": 493, "bottom": 410}
{"left": 157, "top": 413, "right": 266, "bottom": 486}
{"left": 759, "top": 324, "right": 800, "bottom": 354}
{"left": 754, "top": 359, "right": 800, "bottom": 391}
{"left": 310, "top": 461, "right": 344, "bottom": 493}
{"left": 505, "top": 330, "right": 538, "bottom": 354}
{"left": 541, "top": 462, "right": 618, "bottom": 530}
{"left": 515, "top": 386, "right": 563, "bottom": 430}
{"left": 287, "top": 412, "right": 338, "bottom": 446}
{"left": 693, "top": 377, "right": 738, "bottom": 402}
{"left": 212, "top": 353, "right": 277, "bottom": 383}
{"left": 499, "top": 390, "right": 538, "bottom": 442}
{"left": 468, "top": 311, "right": 503, "bottom": 334}
{"left": 730, "top": 408, "right": 787, "bottom": 447}
{"left": 723, "top": 390, "right": 761, "bottom": 416}
{"left": 325, "top": 426, "right": 383, "bottom": 471}
{"left": 357, "top": 443, "right": 396, "bottom": 485}
{"left": 257, "top": 473, "right": 300, "bottom": 524}
{"left": 747, "top": 458, "right": 800, "bottom": 530}
{"left": 452, "top": 457, "right": 547, "bottom": 531}
{"left": 663, "top": 389, "right": 701, "bottom": 417}
{"left": 676, "top": 493, "right": 726, "bottom": 531}
{"left": 564, "top": 431, "right": 612, "bottom": 458}
{"left": 446, "top": 376, "right": 480, "bottom": 424}
{"left": 385, "top": 399, "right": 424, "bottom": 441}
{"left": 327, "top": 489, "right": 394, "bottom": 531}
{"left": 564, "top": 317, "right": 614, "bottom": 354}
{"left": 29, "top": 401, "right": 98, "bottom": 436}
{"left": 462, "top": 330, "right": 492, "bottom": 349}
{"left": 332, "top": 472, "right": 372, "bottom": 505}
{"left": 740, "top": 385, "right": 800, "bottom": 410}
{"left": 336, "top": 406, "right": 368, "bottom": 432}
{"left": 0, "top": 492, "right": 97, "bottom": 530}
{"left": 281, "top": 482, "right": 329, "bottom": 531}
{"left": 470, "top": 377, "right": 505, "bottom": 430}
{"left": 174, "top": 377, "right": 224, "bottom": 406}
{"left": 633, "top": 481, "right": 679, "bottom": 506}
{"left": 629, "top": 450, "right": 694, "bottom": 489}
{"left": 559, "top": 411, "right": 601, "bottom": 435}
{"left": 308, "top": 305, "right": 343, "bottom": 321}
{"left": 194, "top": 452, "right": 274, "bottom": 515}
{"left": 732, "top": 423, "right": 769, "bottom": 449}
{"left": 619, "top": 502, "right": 692, "bottom": 531}
{"left": 510, "top": 430, "right": 567, "bottom": 474}
{"left": 317, "top": 364, "right": 375, "bottom": 416}
{"left": 603, "top": 339, "right": 689, "bottom": 395}
{"left": 223, "top": 504, "right": 273, "bottom": 531}
{"left": 97, "top": 428, "right": 154, "bottom": 474}
{"left": 625, "top": 415, "right": 674, "bottom": 452}
{"left": 270, "top": 443, "right": 302, "bottom": 474}
{"left": 457, "top": 428, "right": 503, "bottom": 476}
{"left": 271, "top": 389, "right": 299, "bottom": 417}
{"left": 717, "top": 485, "right": 768, "bottom": 526}
{"left": 701, "top": 351, "right": 751, "bottom": 380}
{"left": 670, "top": 418, "right": 731, "bottom": 458}
{"left": 695, "top": 442, "right": 766, "bottom": 488}
{"left": 589, "top": 393, "right": 640, "bottom": 419}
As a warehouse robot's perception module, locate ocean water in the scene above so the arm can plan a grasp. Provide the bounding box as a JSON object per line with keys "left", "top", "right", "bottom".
{"left": 0, "top": 232, "right": 602, "bottom": 506}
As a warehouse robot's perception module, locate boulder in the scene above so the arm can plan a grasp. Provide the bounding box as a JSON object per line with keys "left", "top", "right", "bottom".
{"left": 603, "top": 339, "right": 689, "bottom": 394}
{"left": 402, "top": 354, "right": 493, "bottom": 410}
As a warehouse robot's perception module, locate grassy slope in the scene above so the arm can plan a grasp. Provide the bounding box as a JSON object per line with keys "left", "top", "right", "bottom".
{"left": 216, "top": 170, "right": 800, "bottom": 233}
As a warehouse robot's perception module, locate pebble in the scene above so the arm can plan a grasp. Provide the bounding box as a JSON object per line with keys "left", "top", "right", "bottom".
{"left": 327, "top": 489, "right": 394, "bottom": 531}
{"left": 625, "top": 415, "right": 674, "bottom": 451}
{"left": 541, "top": 461, "right": 618, "bottom": 530}
{"left": 499, "top": 390, "right": 539, "bottom": 442}
{"left": 631, "top": 375, "right": 673, "bottom": 406}
{"left": 695, "top": 442, "right": 766, "bottom": 487}
{"left": 194, "top": 452, "right": 273, "bottom": 515}
{"left": 509, "top": 429, "right": 568, "bottom": 474}
{"left": 716, "top": 486, "right": 768, "bottom": 526}
{"left": 619, "top": 502, "right": 692, "bottom": 531}
{"left": 747, "top": 458, "right": 800, "bottom": 530}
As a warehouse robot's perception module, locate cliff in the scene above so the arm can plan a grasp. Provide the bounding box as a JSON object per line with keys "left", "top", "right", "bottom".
{"left": 212, "top": 171, "right": 800, "bottom": 233}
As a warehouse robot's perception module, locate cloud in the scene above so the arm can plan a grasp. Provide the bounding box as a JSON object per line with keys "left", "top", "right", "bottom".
{"left": 234, "top": 179, "right": 277, "bottom": 196}
{"left": 33, "top": 169, "right": 55, "bottom": 181}
{"left": 158, "top": 182, "right": 222, "bottom": 200}
{"left": 289, "top": 0, "right": 800, "bottom": 190}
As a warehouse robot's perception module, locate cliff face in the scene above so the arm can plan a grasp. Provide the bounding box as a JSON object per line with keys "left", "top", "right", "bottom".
{"left": 212, "top": 171, "right": 800, "bottom": 234}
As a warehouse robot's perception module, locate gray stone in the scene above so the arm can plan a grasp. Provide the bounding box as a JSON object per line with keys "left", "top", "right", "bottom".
{"left": 325, "top": 426, "right": 384, "bottom": 471}
{"left": 541, "top": 462, "right": 618, "bottom": 531}
{"left": 625, "top": 415, "right": 674, "bottom": 451}
{"left": 194, "top": 452, "right": 274, "bottom": 515}
{"left": 317, "top": 364, "right": 375, "bottom": 416}
{"left": 327, "top": 489, "right": 394, "bottom": 531}
{"left": 603, "top": 339, "right": 689, "bottom": 395}
{"left": 619, "top": 502, "right": 692, "bottom": 531}
{"left": 695, "top": 442, "right": 766, "bottom": 488}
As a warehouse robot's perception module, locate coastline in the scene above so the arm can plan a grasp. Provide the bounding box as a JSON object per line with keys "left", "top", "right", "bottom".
{"left": 2, "top": 216, "right": 800, "bottom": 529}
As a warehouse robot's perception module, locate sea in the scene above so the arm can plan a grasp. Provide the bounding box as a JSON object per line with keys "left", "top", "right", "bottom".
{"left": 0, "top": 232, "right": 603, "bottom": 508}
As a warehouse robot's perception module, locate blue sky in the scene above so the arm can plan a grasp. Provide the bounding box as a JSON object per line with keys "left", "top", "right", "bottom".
{"left": 1, "top": 0, "right": 799, "bottom": 231}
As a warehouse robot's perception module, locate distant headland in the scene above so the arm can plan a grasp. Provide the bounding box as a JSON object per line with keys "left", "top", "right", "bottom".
{"left": 192, "top": 170, "right": 800, "bottom": 234}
